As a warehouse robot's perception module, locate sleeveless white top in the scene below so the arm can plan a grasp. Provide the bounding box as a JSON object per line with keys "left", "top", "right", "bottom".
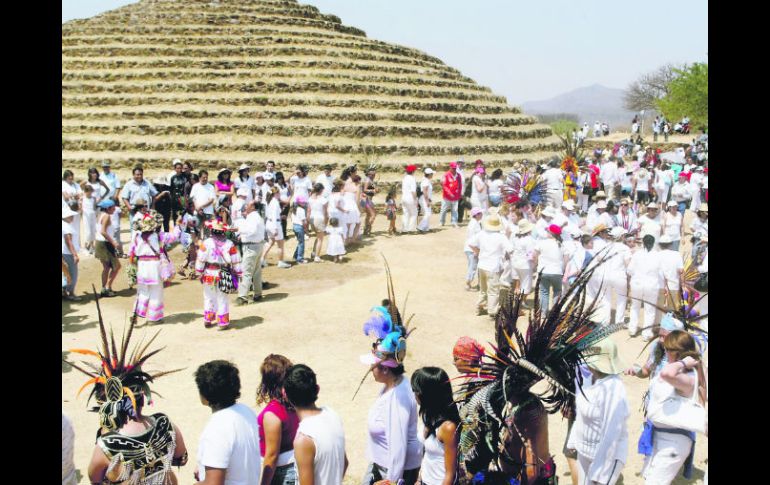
{"left": 95, "top": 213, "right": 113, "bottom": 242}
{"left": 417, "top": 421, "right": 448, "bottom": 485}
{"left": 295, "top": 407, "right": 346, "bottom": 485}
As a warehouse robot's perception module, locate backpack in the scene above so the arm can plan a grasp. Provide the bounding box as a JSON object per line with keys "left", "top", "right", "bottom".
{"left": 463, "top": 175, "right": 473, "bottom": 198}
{"left": 416, "top": 183, "right": 423, "bottom": 199}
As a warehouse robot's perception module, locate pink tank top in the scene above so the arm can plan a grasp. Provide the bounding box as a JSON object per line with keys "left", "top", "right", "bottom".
{"left": 257, "top": 400, "right": 299, "bottom": 456}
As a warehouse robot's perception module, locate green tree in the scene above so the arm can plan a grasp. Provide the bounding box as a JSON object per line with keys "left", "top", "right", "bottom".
{"left": 656, "top": 63, "right": 708, "bottom": 128}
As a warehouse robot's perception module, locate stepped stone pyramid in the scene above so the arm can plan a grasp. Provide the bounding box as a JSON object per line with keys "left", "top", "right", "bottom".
{"left": 62, "top": 0, "right": 561, "bottom": 172}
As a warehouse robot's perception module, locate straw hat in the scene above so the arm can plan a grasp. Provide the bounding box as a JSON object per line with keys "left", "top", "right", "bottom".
{"left": 237, "top": 163, "right": 250, "bottom": 172}
{"left": 697, "top": 203, "right": 708, "bottom": 213}
{"left": 517, "top": 219, "right": 534, "bottom": 234}
{"left": 591, "top": 224, "right": 609, "bottom": 236}
{"left": 481, "top": 214, "right": 503, "bottom": 232}
{"left": 595, "top": 190, "right": 607, "bottom": 199}
{"left": 585, "top": 338, "right": 625, "bottom": 375}
{"left": 541, "top": 206, "right": 557, "bottom": 218}
{"left": 217, "top": 167, "right": 231, "bottom": 176}
{"left": 136, "top": 213, "right": 160, "bottom": 233}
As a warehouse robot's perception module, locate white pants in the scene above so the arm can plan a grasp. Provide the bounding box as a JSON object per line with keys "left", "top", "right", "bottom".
{"left": 629, "top": 282, "right": 660, "bottom": 338}
{"left": 656, "top": 185, "right": 670, "bottom": 203}
{"left": 642, "top": 432, "right": 692, "bottom": 485}
{"left": 239, "top": 242, "right": 264, "bottom": 299}
{"left": 598, "top": 272, "right": 628, "bottom": 325}
{"left": 577, "top": 453, "right": 622, "bottom": 485}
{"left": 402, "top": 200, "right": 418, "bottom": 232}
{"left": 548, "top": 189, "right": 563, "bottom": 209}
{"left": 83, "top": 211, "right": 97, "bottom": 245}
{"left": 417, "top": 200, "right": 431, "bottom": 231}
{"left": 514, "top": 267, "right": 533, "bottom": 294}
{"left": 135, "top": 283, "right": 164, "bottom": 321}
{"left": 577, "top": 190, "right": 589, "bottom": 213}
{"left": 478, "top": 269, "right": 501, "bottom": 316}
{"left": 603, "top": 183, "right": 616, "bottom": 200}
{"left": 203, "top": 283, "right": 230, "bottom": 326}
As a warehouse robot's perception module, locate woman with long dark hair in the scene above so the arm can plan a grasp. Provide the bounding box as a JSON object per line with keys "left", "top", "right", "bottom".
{"left": 257, "top": 354, "right": 299, "bottom": 485}
{"left": 341, "top": 166, "right": 361, "bottom": 243}
{"left": 275, "top": 171, "right": 291, "bottom": 238}
{"left": 215, "top": 168, "right": 236, "bottom": 206}
{"left": 411, "top": 367, "right": 460, "bottom": 485}
{"left": 308, "top": 183, "right": 328, "bottom": 262}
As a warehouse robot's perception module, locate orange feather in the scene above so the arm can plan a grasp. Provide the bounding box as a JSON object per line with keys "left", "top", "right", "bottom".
{"left": 123, "top": 387, "right": 138, "bottom": 414}
{"left": 69, "top": 348, "right": 101, "bottom": 358}
{"left": 102, "top": 361, "right": 112, "bottom": 378}
{"left": 77, "top": 377, "right": 99, "bottom": 397}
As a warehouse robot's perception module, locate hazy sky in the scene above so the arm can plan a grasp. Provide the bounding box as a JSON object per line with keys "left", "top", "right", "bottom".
{"left": 62, "top": 0, "right": 708, "bottom": 104}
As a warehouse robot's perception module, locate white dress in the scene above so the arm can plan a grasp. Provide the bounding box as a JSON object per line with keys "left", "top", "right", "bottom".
{"left": 265, "top": 199, "right": 283, "bottom": 241}
{"left": 327, "top": 192, "right": 346, "bottom": 223}
{"left": 343, "top": 191, "right": 360, "bottom": 224}
{"left": 325, "top": 226, "right": 346, "bottom": 256}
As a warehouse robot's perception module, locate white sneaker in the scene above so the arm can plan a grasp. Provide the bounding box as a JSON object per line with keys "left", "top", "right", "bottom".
{"left": 261, "top": 260, "right": 267, "bottom": 268}
{"left": 314, "top": 257, "right": 322, "bottom": 263}
{"left": 277, "top": 261, "right": 291, "bottom": 269}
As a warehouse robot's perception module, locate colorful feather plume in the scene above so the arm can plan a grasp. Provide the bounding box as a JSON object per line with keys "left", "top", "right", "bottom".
{"left": 63, "top": 286, "right": 183, "bottom": 427}
{"left": 362, "top": 306, "right": 393, "bottom": 339}
{"left": 501, "top": 171, "right": 548, "bottom": 207}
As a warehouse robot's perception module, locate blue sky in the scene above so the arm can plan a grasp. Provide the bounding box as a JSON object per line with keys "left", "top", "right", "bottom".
{"left": 62, "top": 0, "right": 708, "bottom": 104}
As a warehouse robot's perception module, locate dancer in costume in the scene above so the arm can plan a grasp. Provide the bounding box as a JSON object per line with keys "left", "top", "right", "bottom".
{"left": 455, "top": 263, "right": 626, "bottom": 485}
{"left": 561, "top": 157, "right": 578, "bottom": 201}
{"left": 355, "top": 259, "right": 422, "bottom": 485}
{"left": 128, "top": 210, "right": 181, "bottom": 323}
{"left": 195, "top": 218, "right": 242, "bottom": 329}
{"left": 63, "top": 295, "right": 187, "bottom": 485}
{"left": 362, "top": 165, "right": 380, "bottom": 236}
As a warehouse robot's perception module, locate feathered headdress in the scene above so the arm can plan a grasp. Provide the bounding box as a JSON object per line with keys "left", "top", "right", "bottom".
{"left": 560, "top": 156, "right": 578, "bottom": 173}
{"left": 63, "top": 287, "right": 182, "bottom": 432}
{"left": 352, "top": 256, "right": 416, "bottom": 400}
{"left": 456, "top": 262, "right": 624, "bottom": 476}
{"left": 500, "top": 171, "right": 548, "bottom": 208}
{"left": 637, "top": 284, "right": 708, "bottom": 356}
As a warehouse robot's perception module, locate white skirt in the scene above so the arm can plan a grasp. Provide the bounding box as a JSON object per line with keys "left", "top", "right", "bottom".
{"left": 325, "top": 234, "right": 346, "bottom": 256}
{"left": 265, "top": 221, "right": 284, "bottom": 241}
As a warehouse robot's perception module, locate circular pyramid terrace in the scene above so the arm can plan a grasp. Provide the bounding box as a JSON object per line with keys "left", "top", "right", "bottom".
{"left": 62, "top": 0, "right": 561, "bottom": 173}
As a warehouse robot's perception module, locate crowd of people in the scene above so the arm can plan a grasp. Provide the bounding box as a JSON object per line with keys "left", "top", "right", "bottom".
{"left": 63, "top": 138, "right": 708, "bottom": 485}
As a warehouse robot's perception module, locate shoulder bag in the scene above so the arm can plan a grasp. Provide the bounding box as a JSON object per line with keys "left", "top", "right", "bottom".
{"left": 648, "top": 370, "right": 705, "bottom": 434}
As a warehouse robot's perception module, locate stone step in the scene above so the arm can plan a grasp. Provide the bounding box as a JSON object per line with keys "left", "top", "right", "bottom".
{"left": 61, "top": 70, "right": 488, "bottom": 93}
{"left": 61, "top": 109, "right": 535, "bottom": 126}
{"left": 62, "top": 57, "right": 470, "bottom": 83}
{"left": 61, "top": 123, "right": 551, "bottom": 140}
{"left": 62, "top": 95, "right": 518, "bottom": 115}
{"left": 60, "top": 80, "right": 507, "bottom": 104}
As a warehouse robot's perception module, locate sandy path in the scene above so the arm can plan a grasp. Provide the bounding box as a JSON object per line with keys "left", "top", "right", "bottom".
{"left": 62, "top": 214, "right": 706, "bottom": 485}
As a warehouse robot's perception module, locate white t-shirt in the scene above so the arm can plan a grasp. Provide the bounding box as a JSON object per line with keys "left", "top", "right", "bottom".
{"left": 600, "top": 162, "right": 618, "bottom": 185}
{"left": 662, "top": 212, "right": 682, "bottom": 241}
{"left": 658, "top": 249, "right": 683, "bottom": 289}
{"left": 190, "top": 183, "right": 216, "bottom": 215}
{"left": 291, "top": 176, "right": 313, "bottom": 201}
{"left": 627, "top": 249, "right": 664, "bottom": 288}
{"left": 535, "top": 239, "right": 564, "bottom": 274}
{"left": 637, "top": 215, "right": 662, "bottom": 242}
{"left": 402, "top": 175, "right": 417, "bottom": 203}
{"left": 290, "top": 206, "right": 307, "bottom": 226}
{"left": 316, "top": 174, "right": 334, "bottom": 198}
{"left": 463, "top": 218, "right": 482, "bottom": 253}
{"left": 295, "top": 407, "right": 346, "bottom": 485}
{"left": 468, "top": 230, "right": 514, "bottom": 273}
{"left": 62, "top": 221, "right": 75, "bottom": 254}
{"left": 234, "top": 176, "right": 255, "bottom": 202}
{"left": 543, "top": 168, "right": 564, "bottom": 191}
{"left": 488, "top": 179, "right": 503, "bottom": 197}
{"left": 420, "top": 178, "right": 432, "bottom": 204}
{"left": 197, "top": 403, "right": 262, "bottom": 485}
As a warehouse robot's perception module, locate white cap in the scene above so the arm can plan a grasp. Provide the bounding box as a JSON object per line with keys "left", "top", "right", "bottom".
{"left": 541, "top": 207, "right": 556, "bottom": 218}
{"left": 238, "top": 163, "right": 250, "bottom": 171}
{"left": 562, "top": 200, "right": 576, "bottom": 210}
{"left": 667, "top": 200, "right": 678, "bottom": 207}
{"left": 424, "top": 168, "right": 435, "bottom": 175}
{"left": 172, "top": 158, "right": 183, "bottom": 167}
{"left": 659, "top": 235, "right": 673, "bottom": 244}
{"left": 609, "top": 226, "right": 626, "bottom": 239}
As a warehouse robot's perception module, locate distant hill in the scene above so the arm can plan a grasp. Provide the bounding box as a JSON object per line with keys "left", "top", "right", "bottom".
{"left": 521, "top": 84, "right": 645, "bottom": 130}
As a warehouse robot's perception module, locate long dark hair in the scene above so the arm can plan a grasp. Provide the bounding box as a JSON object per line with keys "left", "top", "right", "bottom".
{"left": 275, "top": 171, "right": 287, "bottom": 188}
{"left": 340, "top": 165, "right": 357, "bottom": 181}
{"left": 256, "top": 354, "right": 293, "bottom": 406}
{"left": 88, "top": 167, "right": 101, "bottom": 182}
{"left": 642, "top": 234, "right": 655, "bottom": 252}
{"left": 410, "top": 367, "right": 460, "bottom": 437}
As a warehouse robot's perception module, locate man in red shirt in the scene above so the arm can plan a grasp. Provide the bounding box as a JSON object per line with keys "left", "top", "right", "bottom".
{"left": 439, "top": 161, "right": 462, "bottom": 227}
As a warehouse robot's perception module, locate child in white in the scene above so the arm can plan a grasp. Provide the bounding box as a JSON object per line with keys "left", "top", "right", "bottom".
{"left": 417, "top": 170, "right": 433, "bottom": 232}
{"left": 325, "top": 217, "right": 346, "bottom": 262}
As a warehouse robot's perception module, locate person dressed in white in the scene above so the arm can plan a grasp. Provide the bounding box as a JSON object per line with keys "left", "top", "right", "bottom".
{"left": 660, "top": 202, "right": 683, "bottom": 251}
{"left": 315, "top": 165, "right": 335, "bottom": 198}
{"left": 417, "top": 168, "right": 434, "bottom": 232}
{"left": 567, "top": 338, "right": 629, "bottom": 485}
{"left": 190, "top": 170, "right": 217, "bottom": 229}
{"left": 308, "top": 183, "right": 328, "bottom": 262}
{"left": 510, "top": 219, "right": 536, "bottom": 299}
{"left": 463, "top": 208, "right": 483, "bottom": 291}
{"left": 627, "top": 235, "right": 663, "bottom": 340}
{"left": 542, "top": 159, "right": 565, "bottom": 209}
{"left": 654, "top": 164, "right": 673, "bottom": 204}
{"left": 690, "top": 203, "right": 708, "bottom": 236}
{"left": 129, "top": 211, "right": 181, "bottom": 323}
{"left": 688, "top": 166, "right": 705, "bottom": 211}
{"left": 671, "top": 173, "right": 692, "bottom": 215}
{"left": 285, "top": 364, "right": 348, "bottom": 485}
{"left": 533, "top": 206, "right": 557, "bottom": 240}
{"left": 233, "top": 201, "right": 265, "bottom": 306}
{"left": 467, "top": 212, "right": 513, "bottom": 318}
{"left": 600, "top": 157, "right": 619, "bottom": 200}
{"left": 594, "top": 227, "right": 631, "bottom": 326}
{"left": 401, "top": 165, "right": 419, "bottom": 232}
{"left": 290, "top": 165, "right": 313, "bottom": 203}
{"left": 584, "top": 200, "right": 607, "bottom": 233}
{"left": 617, "top": 198, "right": 638, "bottom": 235}
{"left": 642, "top": 331, "right": 706, "bottom": 485}
{"left": 234, "top": 163, "right": 255, "bottom": 204}
{"left": 657, "top": 234, "right": 684, "bottom": 298}
{"left": 230, "top": 187, "right": 249, "bottom": 223}
{"left": 194, "top": 360, "right": 262, "bottom": 485}
{"left": 469, "top": 167, "right": 489, "bottom": 211}
{"left": 263, "top": 188, "right": 290, "bottom": 269}
{"left": 637, "top": 203, "right": 662, "bottom": 249}
{"left": 62, "top": 170, "right": 83, "bottom": 254}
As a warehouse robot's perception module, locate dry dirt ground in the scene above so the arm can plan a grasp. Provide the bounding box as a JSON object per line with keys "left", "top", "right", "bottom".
{"left": 62, "top": 213, "right": 707, "bottom": 485}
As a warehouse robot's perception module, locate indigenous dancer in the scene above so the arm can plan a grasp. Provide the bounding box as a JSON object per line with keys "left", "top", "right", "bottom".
{"left": 63, "top": 296, "right": 187, "bottom": 485}
{"left": 128, "top": 210, "right": 181, "bottom": 324}
{"left": 362, "top": 164, "right": 380, "bottom": 236}
{"left": 561, "top": 156, "right": 578, "bottom": 201}
{"left": 456, "top": 265, "right": 626, "bottom": 485}
{"left": 195, "top": 218, "right": 242, "bottom": 329}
